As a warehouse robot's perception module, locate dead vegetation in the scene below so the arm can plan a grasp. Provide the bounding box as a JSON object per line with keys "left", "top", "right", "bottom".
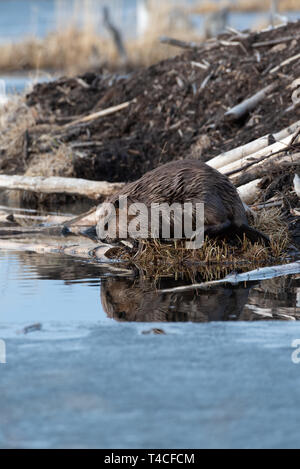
{"left": 111, "top": 206, "right": 291, "bottom": 277}
{"left": 192, "top": 0, "right": 300, "bottom": 14}
{"left": 0, "top": 97, "right": 36, "bottom": 174}
{"left": 0, "top": 0, "right": 197, "bottom": 74}
{"left": 24, "top": 145, "right": 75, "bottom": 178}
{"left": 0, "top": 27, "right": 184, "bottom": 74}
{"left": 0, "top": 0, "right": 298, "bottom": 74}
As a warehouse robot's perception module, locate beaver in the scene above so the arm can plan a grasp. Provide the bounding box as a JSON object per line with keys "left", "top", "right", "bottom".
{"left": 93, "top": 160, "right": 269, "bottom": 246}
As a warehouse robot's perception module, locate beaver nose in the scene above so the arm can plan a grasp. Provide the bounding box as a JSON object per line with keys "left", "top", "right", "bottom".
{"left": 293, "top": 174, "right": 300, "bottom": 198}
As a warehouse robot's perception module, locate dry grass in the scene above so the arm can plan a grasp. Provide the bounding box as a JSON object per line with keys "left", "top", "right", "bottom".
{"left": 0, "top": 25, "right": 198, "bottom": 74}
{"left": 0, "top": 97, "right": 36, "bottom": 173}
{"left": 0, "top": 0, "right": 298, "bottom": 73}
{"left": 0, "top": 95, "right": 75, "bottom": 177}
{"left": 115, "top": 207, "right": 291, "bottom": 277}
{"left": 0, "top": 29, "right": 104, "bottom": 73}
{"left": 0, "top": 96, "right": 34, "bottom": 138}
{"left": 192, "top": 0, "right": 300, "bottom": 14}
{"left": 25, "top": 144, "right": 74, "bottom": 178}
{"left": 250, "top": 207, "right": 290, "bottom": 256}
{"left": 0, "top": 0, "right": 198, "bottom": 73}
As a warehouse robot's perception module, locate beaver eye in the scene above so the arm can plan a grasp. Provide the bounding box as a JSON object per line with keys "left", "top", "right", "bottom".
{"left": 104, "top": 222, "right": 109, "bottom": 231}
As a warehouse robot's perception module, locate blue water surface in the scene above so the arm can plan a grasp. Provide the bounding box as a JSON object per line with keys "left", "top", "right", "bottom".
{"left": 1, "top": 250, "right": 300, "bottom": 448}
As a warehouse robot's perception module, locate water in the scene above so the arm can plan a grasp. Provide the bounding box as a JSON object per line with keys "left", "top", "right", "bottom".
{"left": 1, "top": 249, "right": 300, "bottom": 448}
{"left": 0, "top": 73, "right": 54, "bottom": 96}
{"left": 3, "top": 320, "right": 300, "bottom": 449}
{"left": 0, "top": 0, "right": 137, "bottom": 43}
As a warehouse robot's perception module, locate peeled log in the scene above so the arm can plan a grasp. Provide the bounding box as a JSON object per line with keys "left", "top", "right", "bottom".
{"left": 237, "top": 178, "right": 262, "bottom": 205}
{"left": 218, "top": 133, "right": 295, "bottom": 175}
{"left": 0, "top": 175, "right": 125, "bottom": 200}
{"left": 159, "top": 261, "right": 300, "bottom": 293}
{"left": 5, "top": 213, "right": 73, "bottom": 226}
{"left": 207, "top": 120, "right": 300, "bottom": 170}
{"left": 224, "top": 83, "right": 278, "bottom": 121}
{"left": 231, "top": 153, "right": 300, "bottom": 187}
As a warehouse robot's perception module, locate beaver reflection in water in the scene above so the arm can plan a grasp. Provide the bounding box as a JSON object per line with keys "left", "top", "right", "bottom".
{"left": 101, "top": 277, "right": 251, "bottom": 322}
{"left": 96, "top": 160, "right": 269, "bottom": 245}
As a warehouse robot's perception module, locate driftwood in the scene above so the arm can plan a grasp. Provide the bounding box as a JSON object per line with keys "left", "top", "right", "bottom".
{"left": 228, "top": 149, "right": 300, "bottom": 180}
{"left": 237, "top": 178, "right": 262, "bottom": 205}
{"left": 0, "top": 175, "right": 125, "bottom": 200}
{"left": 0, "top": 236, "right": 103, "bottom": 258}
{"left": 159, "top": 35, "right": 246, "bottom": 53}
{"left": 0, "top": 225, "right": 70, "bottom": 238}
{"left": 252, "top": 200, "right": 283, "bottom": 210}
{"left": 159, "top": 36, "right": 201, "bottom": 50}
{"left": 231, "top": 153, "right": 300, "bottom": 187}
{"left": 159, "top": 261, "right": 300, "bottom": 293}
{"left": 64, "top": 101, "right": 132, "bottom": 128}
{"left": 270, "top": 52, "right": 300, "bottom": 74}
{"left": 207, "top": 120, "right": 300, "bottom": 170}
{"left": 0, "top": 212, "right": 72, "bottom": 228}
{"left": 219, "top": 131, "right": 299, "bottom": 175}
{"left": 225, "top": 26, "right": 249, "bottom": 38}
{"left": 70, "top": 141, "right": 104, "bottom": 148}
{"left": 0, "top": 237, "right": 134, "bottom": 276}
{"left": 224, "top": 83, "right": 278, "bottom": 121}
{"left": 191, "top": 60, "right": 210, "bottom": 70}
{"left": 252, "top": 34, "right": 300, "bottom": 48}
{"left": 294, "top": 173, "right": 300, "bottom": 198}
{"left": 4, "top": 213, "right": 73, "bottom": 226}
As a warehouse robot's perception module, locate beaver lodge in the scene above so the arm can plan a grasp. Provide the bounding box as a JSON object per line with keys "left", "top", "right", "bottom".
{"left": 0, "top": 20, "right": 300, "bottom": 279}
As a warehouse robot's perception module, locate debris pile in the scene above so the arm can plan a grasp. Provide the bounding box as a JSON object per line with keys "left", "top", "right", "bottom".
{"left": 0, "top": 21, "right": 299, "bottom": 240}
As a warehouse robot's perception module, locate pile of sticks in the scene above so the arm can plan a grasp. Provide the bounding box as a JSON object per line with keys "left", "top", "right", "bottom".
{"left": 0, "top": 119, "right": 299, "bottom": 207}
{"left": 208, "top": 119, "right": 300, "bottom": 204}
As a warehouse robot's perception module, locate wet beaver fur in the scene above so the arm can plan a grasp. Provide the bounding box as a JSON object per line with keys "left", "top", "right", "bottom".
{"left": 94, "top": 160, "right": 269, "bottom": 245}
